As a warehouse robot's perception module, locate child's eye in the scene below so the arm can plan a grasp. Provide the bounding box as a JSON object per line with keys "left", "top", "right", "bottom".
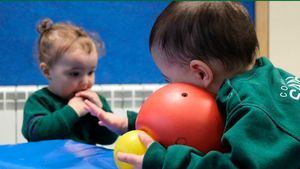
{"left": 88, "top": 70, "right": 95, "bottom": 76}
{"left": 69, "top": 72, "right": 80, "bottom": 77}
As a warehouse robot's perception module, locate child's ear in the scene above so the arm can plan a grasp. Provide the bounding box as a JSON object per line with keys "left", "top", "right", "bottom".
{"left": 40, "top": 62, "right": 51, "bottom": 80}
{"left": 189, "top": 60, "right": 213, "bottom": 88}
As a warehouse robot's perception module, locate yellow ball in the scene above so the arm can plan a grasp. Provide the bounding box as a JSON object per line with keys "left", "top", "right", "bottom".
{"left": 114, "top": 130, "right": 147, "bottom": 169}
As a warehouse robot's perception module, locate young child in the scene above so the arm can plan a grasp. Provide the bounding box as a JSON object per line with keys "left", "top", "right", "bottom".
{"left": 85, "top": 2, "right": 300, "bottom": 169}
{"left": 22, "top": 18, "right": 118, "bottom": 145}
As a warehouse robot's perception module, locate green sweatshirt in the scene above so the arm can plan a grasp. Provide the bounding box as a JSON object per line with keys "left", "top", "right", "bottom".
{"left": 128, "top": 57, "right": 300, "bottom": 169}
{"left": 22, "top": 88, "right": 117, "bottom": 145}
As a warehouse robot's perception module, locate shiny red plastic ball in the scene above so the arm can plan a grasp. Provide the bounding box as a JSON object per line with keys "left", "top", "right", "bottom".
{"left": 136, "top": 83, "right": 224, "bottom": 153}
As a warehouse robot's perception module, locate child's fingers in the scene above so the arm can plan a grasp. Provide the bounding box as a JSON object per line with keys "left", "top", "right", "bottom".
{"left": 78, "top": 91, "right": 94, "bottom": 101}
{"left": 117, "top": 152, "right": 143, "bottom": 167}
{"left": 77, "top": 90, "right": 96, "bottom": 100}
{"left": 138, "top": 132, "right": 154, "bottom": 148}
{"left": 76, "top": 90, "right": 90, "bottom": 98}
{"left": 84, "top": 99, "right": 98, "bottom": 112}
{"left": 78, "top": 91, "right": 103, "bottom": 108}
{"left": 83, "top": 104, "right": 89, "bottom": 113}
{"left": 85, "top": 99, "right": 109, "bottom": 122}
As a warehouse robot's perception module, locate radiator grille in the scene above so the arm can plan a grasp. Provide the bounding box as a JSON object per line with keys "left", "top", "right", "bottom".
{"left": 0, "top": 84, "right": 163, "bottom": 144}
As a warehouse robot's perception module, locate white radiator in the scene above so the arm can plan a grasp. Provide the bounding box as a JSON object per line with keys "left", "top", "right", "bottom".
{"left": 0, "top": 84, "right": 163, "bottom": 144}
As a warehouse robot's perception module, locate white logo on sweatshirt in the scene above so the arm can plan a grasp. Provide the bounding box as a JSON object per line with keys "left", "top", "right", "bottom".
{"left": 280, "top": 76, "right": 300, "bottom": 100}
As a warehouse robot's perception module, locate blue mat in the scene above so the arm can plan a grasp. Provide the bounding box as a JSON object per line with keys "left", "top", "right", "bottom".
{"left": 0, "top": 139, "right": 117, "bottom": 169}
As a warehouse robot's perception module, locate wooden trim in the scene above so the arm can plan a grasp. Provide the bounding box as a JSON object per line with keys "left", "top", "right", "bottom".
{"left": 255, "top": 2, "right": 269, "bottom": 57}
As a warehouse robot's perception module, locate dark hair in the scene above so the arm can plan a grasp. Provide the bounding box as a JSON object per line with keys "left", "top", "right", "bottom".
{"left": 37, "top": 18, "right": 105, "bottom": 67}
{"left": 150, "top": 2, "right": 259, "bottom": 72}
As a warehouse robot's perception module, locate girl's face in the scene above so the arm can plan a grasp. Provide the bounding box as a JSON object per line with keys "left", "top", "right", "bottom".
{"left": 47, "top": 48, "right": 98, "bottom": 100}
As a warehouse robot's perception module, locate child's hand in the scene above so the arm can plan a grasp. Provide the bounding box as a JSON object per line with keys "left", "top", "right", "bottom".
{"left": 68, "top": 96, "right": 88, "bottom": 117}
{"left": 117, "top": 132, "right": 154, "bottom": 169}
{"left": 84, "top": 99, "right": 128, "bottom": 135}
{"left": 75, "top": 90, "right": 103, "bottom": 108}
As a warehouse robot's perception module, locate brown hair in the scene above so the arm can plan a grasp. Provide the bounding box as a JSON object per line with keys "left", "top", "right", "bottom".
{"left": 150, "top": 2, "right": 259, "bottom": 72}
{"left": 37, "top": 18, "right": 104, "bottom": 67}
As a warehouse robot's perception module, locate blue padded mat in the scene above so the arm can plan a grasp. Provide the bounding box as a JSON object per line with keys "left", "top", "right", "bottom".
{"left": 0, "top": 139, "right": 117, "bottom": 169}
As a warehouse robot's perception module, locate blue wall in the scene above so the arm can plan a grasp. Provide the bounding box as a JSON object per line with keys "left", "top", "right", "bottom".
{"left": 0, "top": 2, "right": 254, "bottom": 85}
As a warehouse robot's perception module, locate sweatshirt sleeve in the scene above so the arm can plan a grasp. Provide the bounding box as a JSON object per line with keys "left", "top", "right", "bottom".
{"left": 142, "top": 106, "right": 300, "bottom": 169}
{"left": 143, "top": 142, "right": 236, "bottom": 169}
{"left": 127, "top": 110, "right": 138, "bottom": 131}
{"left": 99, "top": 94, "right": 113, "bottom": 113}
{"left": 22, "top": 95, "right": 79, "bottom": 141}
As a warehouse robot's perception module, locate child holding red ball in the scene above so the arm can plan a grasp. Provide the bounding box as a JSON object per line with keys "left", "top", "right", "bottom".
{"left": 85, "top": 2, "right": 300, "bottom": 169}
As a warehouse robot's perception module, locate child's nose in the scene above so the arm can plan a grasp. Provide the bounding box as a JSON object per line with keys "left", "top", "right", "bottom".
{"left": 79, "top": 76, "right": 92, "bottom": 90}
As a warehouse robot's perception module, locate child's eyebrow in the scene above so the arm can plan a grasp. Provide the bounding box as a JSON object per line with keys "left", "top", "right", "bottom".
{"left": 69, "top": 66, "right": 96, "bottom": 70}
{"left": 68, "top": 67, "right": 83, "bottom": 71}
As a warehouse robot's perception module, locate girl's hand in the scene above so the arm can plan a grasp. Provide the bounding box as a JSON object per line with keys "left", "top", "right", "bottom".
{"left": 84, "top": 99, "right": 128, "bottom": 135}
{"left": 68, "top": 96, "right": 88, "bottom": 117}
{"left": 117, "top": 132, "right": 155, "bottom": 169}
{"left": 76, "top": 90, "right": 103, "bottom": 108}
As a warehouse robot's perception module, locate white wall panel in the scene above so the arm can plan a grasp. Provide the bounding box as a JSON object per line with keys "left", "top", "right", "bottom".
{"left": 269, "top": 2, "right": 300, "bottom": 77}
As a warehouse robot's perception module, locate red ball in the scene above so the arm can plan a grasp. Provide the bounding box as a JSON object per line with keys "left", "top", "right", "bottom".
{"left": 136, "top": 83, "right": 224, "bottom": 153}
